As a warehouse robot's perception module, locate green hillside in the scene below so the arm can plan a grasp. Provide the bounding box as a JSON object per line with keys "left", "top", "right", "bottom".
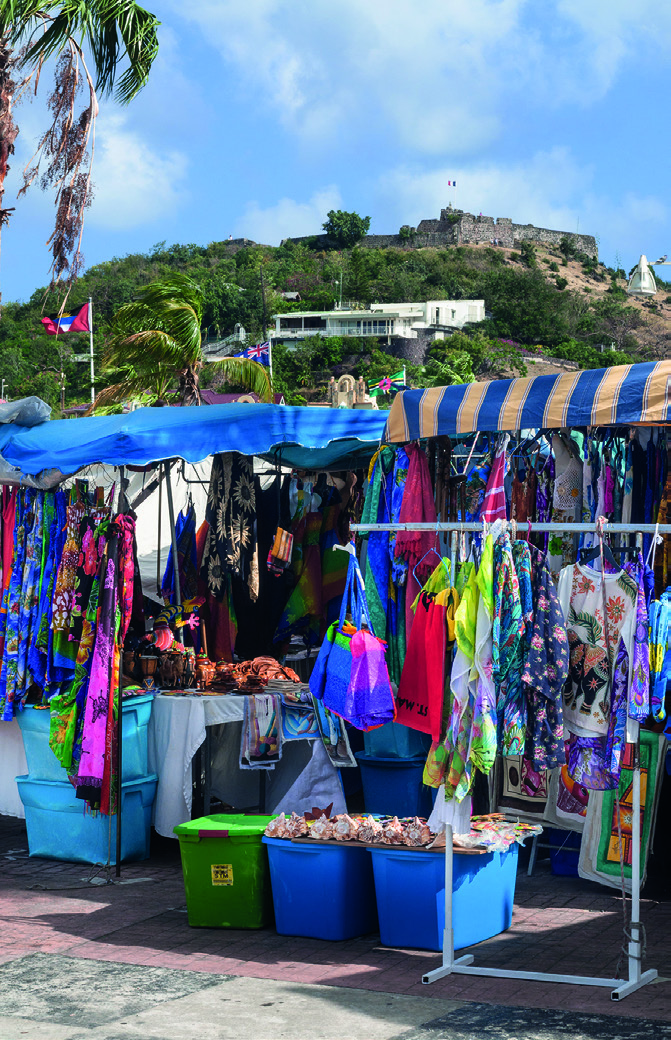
{"left": 3, "top": 236, "right": 666, "bottom": 413}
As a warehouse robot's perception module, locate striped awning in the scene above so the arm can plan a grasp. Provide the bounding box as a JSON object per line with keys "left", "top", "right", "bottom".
{"left": 384, "top": 360, "right": 671, "bottom": 443}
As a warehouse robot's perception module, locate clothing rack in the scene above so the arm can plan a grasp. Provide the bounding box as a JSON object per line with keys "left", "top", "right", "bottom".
{"left": 350, "top": 518, "right": 665, "bottom": 1001}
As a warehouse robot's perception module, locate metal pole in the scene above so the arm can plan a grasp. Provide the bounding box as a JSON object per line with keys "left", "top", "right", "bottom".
{"left": 164, "top": 460, "right": 183, "bottom": 642}
{"left": 115, "top": 465, "right": 125, "bottom": 878}
{"left": 351, "top": 521, "right": 671, "bottom": 535}
{"left": 89, "top": 296, "right": 95, "bottom": 405}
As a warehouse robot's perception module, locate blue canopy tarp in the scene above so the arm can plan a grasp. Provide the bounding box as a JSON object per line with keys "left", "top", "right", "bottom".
{"left": 0, "top": 403, "right": 386, "bottom": 478}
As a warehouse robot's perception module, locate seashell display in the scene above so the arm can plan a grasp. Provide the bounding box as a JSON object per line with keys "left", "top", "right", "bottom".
{"left": 309, "top": 814, "right": 334, "bottom": 840}
{"left": 332, "top": 814, "right": 360, "bottom": 841}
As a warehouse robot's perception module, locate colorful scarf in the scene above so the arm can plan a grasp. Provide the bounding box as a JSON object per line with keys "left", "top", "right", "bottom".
{"left": 240, "top": 693, "right": 282, "bottom": 769}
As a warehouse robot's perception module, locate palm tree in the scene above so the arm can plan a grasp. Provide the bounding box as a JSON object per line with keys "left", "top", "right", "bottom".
{"left": 0, "top": 1, "right": 160, "bottom": 294}
{"left": 93, "top": 273, "right": 274, "bottom": 410}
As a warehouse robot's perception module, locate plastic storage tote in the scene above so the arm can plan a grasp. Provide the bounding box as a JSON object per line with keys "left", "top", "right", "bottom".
{"left": 16, "top": 773, "right": 158, "bottom": 864}
{"left": 363, "top": 721, "right": 431, "bottom": 759}
{"left": 174, "top": 814, "right": 275, "bottom": 929}
{"left": 548, "top": 828, "right": 581, "bottom": 877}
{"left": 263, "top": 836, "right": 378, "bottom": 940}
{"left": 17, "top": 695, "right": 154, "bottom": 782}
{"left": 355, "top": 753, "right": 432, "bottom": 818}
{"left": 370, "top": 844, "right": 519, "bottom": 951}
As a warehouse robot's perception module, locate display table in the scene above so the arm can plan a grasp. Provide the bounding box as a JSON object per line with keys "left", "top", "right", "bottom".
{"left": 148, "top": 694, "right": 346, "bottom": 838}
{"left": 1, "top": 694, "right": 347, "bottom": 838}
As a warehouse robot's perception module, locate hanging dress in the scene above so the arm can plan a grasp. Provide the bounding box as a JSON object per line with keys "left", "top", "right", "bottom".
{"left": 522, "top": 546, "right": 569, "bottom": 770}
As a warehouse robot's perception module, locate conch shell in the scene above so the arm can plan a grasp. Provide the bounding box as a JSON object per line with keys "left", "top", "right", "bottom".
{"left": 357, "top": 815, "right": 383, "bottom": 843}
{"left": 404, "top": 817, "right": 431, "bottom": 846}
{"left": 332, "top": 814, "right": 360, "bottom": 841}
{"left": 309, "top": 814, "right": 333, "bottom": 840}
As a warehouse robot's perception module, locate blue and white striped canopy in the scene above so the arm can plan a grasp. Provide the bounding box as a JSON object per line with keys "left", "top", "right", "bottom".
{"left": 384, "top": 360, "right": 671, "bottom": 443}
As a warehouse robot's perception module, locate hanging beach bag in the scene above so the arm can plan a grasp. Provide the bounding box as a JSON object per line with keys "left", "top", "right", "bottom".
{"left": 310, "top": 551, "right": 395, "bottom": 729}
{"left": 345, "top": 627, "right": 396, "bottom": 730}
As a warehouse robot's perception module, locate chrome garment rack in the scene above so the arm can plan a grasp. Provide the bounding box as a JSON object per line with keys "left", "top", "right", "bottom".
{"left": 350, "top": 518, "right": 670, "bottom": 1001}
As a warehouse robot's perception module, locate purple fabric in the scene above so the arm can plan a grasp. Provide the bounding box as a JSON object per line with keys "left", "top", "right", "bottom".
{"left": 567, "top": 638, "right": 629, "bottom": 790}
{"left": 345, "top": 628, "right": 396, "bottom": 731}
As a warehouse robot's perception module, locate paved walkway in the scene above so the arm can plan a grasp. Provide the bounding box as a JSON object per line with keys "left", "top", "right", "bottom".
{"left": 1, "top": 817, "right": 669, "bottom": 1037}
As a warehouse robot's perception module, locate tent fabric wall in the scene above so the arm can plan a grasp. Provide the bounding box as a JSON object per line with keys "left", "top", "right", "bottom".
{"left": 384, "top": 360, "right": 671, "bottom": 443}
{"left": 0, "top": 403, "right": 387, "bottom": 479}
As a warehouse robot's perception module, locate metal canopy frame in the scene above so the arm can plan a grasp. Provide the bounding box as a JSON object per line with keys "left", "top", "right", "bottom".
{"left": 349, "top": 517, "right": 666, "bottom": 1001}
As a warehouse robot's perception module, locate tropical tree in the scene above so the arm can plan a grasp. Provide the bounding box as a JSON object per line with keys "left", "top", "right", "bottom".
{"left": 93, "top": 273, "right": 273, "bottom": 410}
{"left": 0, "top": 0, "right": 160, "bottom": 297}
{"left": 322, "top": 209, "right": 371, "bottom": 249}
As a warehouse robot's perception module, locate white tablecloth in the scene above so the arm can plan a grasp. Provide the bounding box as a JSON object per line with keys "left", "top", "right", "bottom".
{"left": 148, "top": 694, "right": 345, "bottom": 837}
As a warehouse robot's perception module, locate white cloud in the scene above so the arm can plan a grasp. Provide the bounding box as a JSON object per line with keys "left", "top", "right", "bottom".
{"left": 377, "top": 149, "right": 589, "bottom": 233}
{"left": 87, "top": 113, "right": 188, "bottom": 229}
{"left": 173, "top": 0, "right": 671, "bottom": 155}
{"left": 234, "top": 186, "right": 343, "bottom": 244}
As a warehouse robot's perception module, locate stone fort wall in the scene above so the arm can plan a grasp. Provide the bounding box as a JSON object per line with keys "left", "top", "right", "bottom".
{"left": 285, "top": 207, "right": 598, "bottom": 258}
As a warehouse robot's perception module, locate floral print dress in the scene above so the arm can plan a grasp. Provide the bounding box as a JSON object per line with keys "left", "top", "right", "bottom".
{"left": 492, "top": 533, "right": 526, "bottom": 754}
{"left": 0, "top": 490, "right": 44, "bottom": 719}
{"left": 522, "top": 546, "right": 569, "bottom": 770}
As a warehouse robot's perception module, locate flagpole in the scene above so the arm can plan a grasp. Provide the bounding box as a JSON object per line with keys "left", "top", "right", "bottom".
{"left": 268, "top": 338, "right": 273, "bottom": 386}
{"left": 89, "top": 297, "right": 95, "bottom": 405}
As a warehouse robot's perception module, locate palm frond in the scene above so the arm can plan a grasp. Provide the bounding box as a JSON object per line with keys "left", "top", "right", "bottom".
{"left": 105, "top": 328, "right": 183, "bottom": 370}
{"left": 10, "top": 0, "right": 160, "bottom": 104}
{"left": 208, "top": 358, "right": 274, "bottom": 403}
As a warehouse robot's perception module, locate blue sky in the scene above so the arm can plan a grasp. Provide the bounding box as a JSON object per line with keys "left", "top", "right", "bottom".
{"left": 4, "top": 0, "right": 670, "bottom": 302}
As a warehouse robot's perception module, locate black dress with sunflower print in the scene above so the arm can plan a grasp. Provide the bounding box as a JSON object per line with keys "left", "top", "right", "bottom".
{"left": 201, "top": 453, "right": 259, "bottom": 602}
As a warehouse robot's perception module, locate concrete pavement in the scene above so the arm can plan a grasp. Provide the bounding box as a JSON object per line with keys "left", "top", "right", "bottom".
{"left": 0, "top": 815, "right": 669, "bottom": 1038}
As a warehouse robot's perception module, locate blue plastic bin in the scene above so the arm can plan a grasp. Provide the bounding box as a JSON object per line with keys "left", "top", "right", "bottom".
{"left": 16, "top": 773, "right": 158, "bottom": 864}
{"left": 264, "top": 837, "right": 378, "bottom": 940}
{"left": 17, "top": 695, "right": 154, "bottom": 782}
{"left": 355, "top": 753, "right": 432, "bottom": 818}
{"left": 370, "top": 844, "right": 518, "bottom": 951}
{"left": 548, "top": 828, "right": 581, "bottom": 877}
{"left": 363, "top": 722, "right": 431, "bottom": 759}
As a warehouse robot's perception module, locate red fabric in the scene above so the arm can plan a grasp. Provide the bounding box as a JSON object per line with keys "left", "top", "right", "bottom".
{"left": 394, "top": 444, "right": 437, "bottom": 640}
{"left": 395, "top": 592, "right": 445, "bottom": 741}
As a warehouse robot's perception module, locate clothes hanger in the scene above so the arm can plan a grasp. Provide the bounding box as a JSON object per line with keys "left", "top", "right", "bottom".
{"left": 579, "top": 538, "right": 619, "bottom": 571}
{"left": 412, "top": 547, "right": 446, "bottom": 589}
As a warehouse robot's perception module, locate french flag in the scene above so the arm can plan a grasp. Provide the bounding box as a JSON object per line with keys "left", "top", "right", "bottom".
{"left": 41, "top": 302, "right": 90, "bottom": 335}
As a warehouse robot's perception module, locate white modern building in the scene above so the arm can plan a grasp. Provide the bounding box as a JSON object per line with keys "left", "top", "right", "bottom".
{"left": 272, "top": 299, "right": 485, "bottom": 344}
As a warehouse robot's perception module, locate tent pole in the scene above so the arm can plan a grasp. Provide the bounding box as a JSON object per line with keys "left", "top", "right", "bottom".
{"left": 164, "top": 460, "right": 184, "bottom": 642}
{"left": 116, "top": 465, "right": 125, "bottom": 878}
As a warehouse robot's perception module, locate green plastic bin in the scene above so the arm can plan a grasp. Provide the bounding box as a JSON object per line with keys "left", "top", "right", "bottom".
{"left": 173, "top": 814, "right": 276, "bottom": 929}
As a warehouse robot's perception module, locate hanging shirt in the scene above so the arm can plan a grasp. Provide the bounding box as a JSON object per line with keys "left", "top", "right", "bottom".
{"left": 557, "top": 562, "right": 638, "bottom": 738}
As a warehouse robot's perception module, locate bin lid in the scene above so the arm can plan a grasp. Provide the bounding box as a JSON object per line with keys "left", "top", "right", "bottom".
{"left": 173, "top": 813, "right": 276, "bottom": 839}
